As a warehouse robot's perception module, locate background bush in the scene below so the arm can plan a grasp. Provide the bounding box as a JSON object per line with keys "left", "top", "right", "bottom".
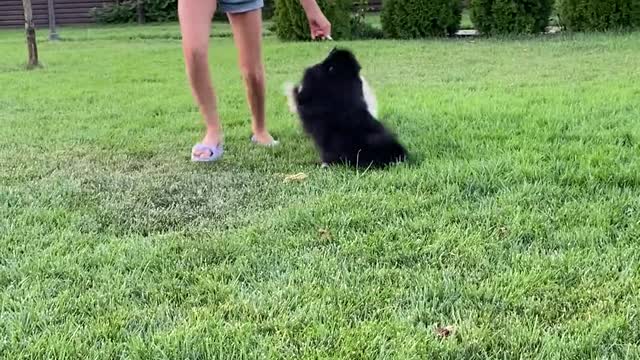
{"left": 557, "top": 0, "right": 640, "bottom": 31}
{"left": 274, "top": 0, "right": 352, "bottom": 40}
{"left": 92, "top": 1, "right": 139, "bottom": 23}
{"left": 350, "top": 2, "right": 385, "bottom": 39}
{"left": 381, "top": 0, "right": 462, "bottom": 38}
{"left": 263, "top": 0, "right": 276, "bottom": 19}
{"left": 350, "top": 15, "right": 385, "bottom": 39}
{"left": 470, "top": 0, "right": 554, "bottom": 35}
{"left": 92, "top": 0, "right": 275, "bottom": 24}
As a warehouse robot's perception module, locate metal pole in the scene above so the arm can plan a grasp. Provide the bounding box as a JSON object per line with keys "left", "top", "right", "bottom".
{"left": 136, "top": 0, "right": 145, "bottom": 24}
{"left": 48, "top": 0, "right": 60, "bottom": 41}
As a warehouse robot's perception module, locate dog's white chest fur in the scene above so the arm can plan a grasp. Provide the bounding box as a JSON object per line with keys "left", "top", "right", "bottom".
{"left": 284, "top": 76, "right": 378, "bottom": 118}
{"left": 359, "top": 76, "right": 378, "bottom": 118}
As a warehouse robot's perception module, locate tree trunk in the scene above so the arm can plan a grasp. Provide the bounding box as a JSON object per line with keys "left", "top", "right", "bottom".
{"left": 22, "top": 0, "right": 39, "bottom": 69}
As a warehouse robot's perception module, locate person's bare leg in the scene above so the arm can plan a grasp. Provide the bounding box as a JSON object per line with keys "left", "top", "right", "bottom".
{"left": 178, "top": 0, "right": 222, "bottom": 158}
{"left": 228, "top": 9, "right": 274, "bottom": 145}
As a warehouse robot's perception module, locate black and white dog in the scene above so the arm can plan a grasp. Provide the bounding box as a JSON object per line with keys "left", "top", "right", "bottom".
{"left": 285, "top": 48, "right": 408, "bottom": 169}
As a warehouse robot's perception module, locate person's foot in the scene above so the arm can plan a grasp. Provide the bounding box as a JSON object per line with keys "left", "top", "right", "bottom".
{"left": 192, "top": 131, "right": 223, "bottom": 162}
{"left": 191, "top": 143, "right": 223, "bottom": 162}
{"left": 251, "top": 130, "right": 279, "bottom": 147}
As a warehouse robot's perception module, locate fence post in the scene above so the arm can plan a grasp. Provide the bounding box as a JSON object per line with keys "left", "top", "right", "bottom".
{"left": 48, "top": 0, "right": 60, "bottom": 41}
{"left": 137, "top": 0, "right": 145, "bottom": 24}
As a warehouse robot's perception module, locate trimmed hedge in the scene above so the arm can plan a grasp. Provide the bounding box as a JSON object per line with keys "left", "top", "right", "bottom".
{"left": 557, "top": 0, "right": 640, "bottom": 31}
{"left": 381, "top": 0, "right": 462, "bottom": 38}
{"left": 274, "top": 0, "right": 352, "bottom": 40}
{"left": 470, "top": 0, "right": 554, "bottom": 35}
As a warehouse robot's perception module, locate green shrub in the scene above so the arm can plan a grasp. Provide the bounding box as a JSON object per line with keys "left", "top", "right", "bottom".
{"left": 92, "top": 0, "right": 177, "bottom": 23}
{"left": 145, "top": 0, "right": 178, "bottom": 21}
{"left": 557, "top": 0, "right": 640, "bottom": 31}
{"left": 350, "top": 5, "right": 385, "bottom": 39}
{"left": 263, "top": 0, "right": 276, "bottom": 20}
{"left": 92, "top": 0, "right": 274, "bottom": 23}
{"left": 381, "top": 0, "right": 462, "bottom": 38}
{"left": 470, "top": 0, "right": 554, "bottom": 35}
{"left": 91, "top": 1, "right": 138, "bottom": 23}
{"left": 350, "top": 17, "right": 385, "bottom": 39}
{"left": 274, "top": 0, "right": 352, "bottom": 40}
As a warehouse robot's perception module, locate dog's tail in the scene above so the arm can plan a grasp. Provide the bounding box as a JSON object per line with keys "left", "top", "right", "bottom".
{"left": 283, "top": 81, "right": 299, "bottom": 114}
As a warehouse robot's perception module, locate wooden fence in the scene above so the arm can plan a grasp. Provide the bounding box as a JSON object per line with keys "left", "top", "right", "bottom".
{"left": 0, "top": 0, "right": 382, "bottom": 29}
{"left": 358, "top": 0, "right": 382, "bottom": 11}
{"left": 0, "top": 0, "right": 116, "bottom": 28}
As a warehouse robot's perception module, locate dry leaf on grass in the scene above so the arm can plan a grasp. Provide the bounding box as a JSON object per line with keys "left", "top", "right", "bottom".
{"left": 434, "top": 325, "right": 456, "bottom": 339}
{"left": 284, "top": 173, "right": 308, "bottom": 183}
{"left": 318, "top": 228, "right": 333, "bottom": 241}
{"left": 498, "top": 226, "right": 510, "bottom": 239}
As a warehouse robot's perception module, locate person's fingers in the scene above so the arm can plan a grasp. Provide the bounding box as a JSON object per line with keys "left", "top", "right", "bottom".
{"left": 309, "top": 17, "right": 331, "bottom": 39}
{"left": 310, "top": 25, "right": 321, "bottom": 39}
{"left": 319, "top": 22, "right": 331, "bottom": 38}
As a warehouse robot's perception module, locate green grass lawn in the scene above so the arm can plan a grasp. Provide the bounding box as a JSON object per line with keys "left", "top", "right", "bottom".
{"left": 1, "top": 25, "right": 640, "bottom": 359}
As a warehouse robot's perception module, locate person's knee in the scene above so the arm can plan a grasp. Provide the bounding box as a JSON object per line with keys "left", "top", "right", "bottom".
{"left": 183, "top": 44, "right": 208, "bottom": 67}
{"left": 240, "top": 64, "right": 264, "bottom": 85}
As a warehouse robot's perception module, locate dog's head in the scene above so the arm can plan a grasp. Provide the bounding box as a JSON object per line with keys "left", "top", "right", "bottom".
{"left": 291, "top": 48, "right": 363, "bottom": 107}
{"left": 285, "top": 47, "right": 378, "bottom": 118}
{"left": 303, "top": 47, "right": 361, "bottom": 84}
{"left": 322, "top": 47, "right": 362, "bottom": 78}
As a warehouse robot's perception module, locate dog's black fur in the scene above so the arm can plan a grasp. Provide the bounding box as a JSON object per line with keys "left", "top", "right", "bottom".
{"left": 289, "top": 48, "right": 408, "bottom": 169}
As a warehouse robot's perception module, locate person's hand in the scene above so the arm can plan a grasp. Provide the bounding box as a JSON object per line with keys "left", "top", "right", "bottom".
{"left": 299, "top": 0, "right": 331, "bottom": 39}
{"left": 307, "top": 10, "right": 331, "bottom": 39}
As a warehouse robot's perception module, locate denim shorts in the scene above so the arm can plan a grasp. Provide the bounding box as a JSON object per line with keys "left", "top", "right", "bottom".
{"left": 219, "top": 0, "right": 264, "bottom": 13}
